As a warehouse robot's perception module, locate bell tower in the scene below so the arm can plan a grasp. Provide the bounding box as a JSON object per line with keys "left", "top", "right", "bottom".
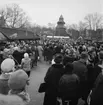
{"left": 57, "top": 15, "right": 65, "bottom": 28}
{"left": 55, "top": 15, "right": 69, "bottom": 36}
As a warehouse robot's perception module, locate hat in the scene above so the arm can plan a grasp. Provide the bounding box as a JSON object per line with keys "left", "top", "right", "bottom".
{"left": 54, "top": 54, "right": 63, "bottom": 63}
{"left": 24, "top": 53, "right": 29, "bottom": 58}
{"left": 8, "top": 69, "right": 28, "bottom": 90}
{"left": 1, "top": 58, "right": 15, "bottom": 73}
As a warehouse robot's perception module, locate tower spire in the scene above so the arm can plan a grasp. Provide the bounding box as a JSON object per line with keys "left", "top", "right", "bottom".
{"left": 55, "top": 15, "right": 70, "bottom": 37}
{"left": 57, "top": 15, "right": 65, "bottom": 28}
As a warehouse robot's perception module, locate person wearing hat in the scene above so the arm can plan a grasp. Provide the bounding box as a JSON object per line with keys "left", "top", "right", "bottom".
{"left": 8, "top": 69, "right": 30, "bottom": 104}
{"left": 59, "top": 63, "right": 80, "bottom": 105}
{"left": 13, "top": 47, "right": 23, "bottom": 65}
{"left": 43, "top": 54, "right": 64, "bottom": 105}
{"left": 21, "top": 53, "right": 31, "bottom": 77}
{"left": 93, "top": 51, "right": 103, "bottom": 84}
{"left": 72, "top": 51, "right": 89, "bottom": 105}
{"left": 88, "top": 62, "right": 103, "bottom": 105}
{"left": 3, "top": 48, "right": 10, "bottom": 60}
{"left": 0, "top": 58, "right": 15, "bottom": 95}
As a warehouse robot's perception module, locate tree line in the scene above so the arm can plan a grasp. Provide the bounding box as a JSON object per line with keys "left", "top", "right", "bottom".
{"left": 0, "top": 3, "right": 103, "bottom": 40}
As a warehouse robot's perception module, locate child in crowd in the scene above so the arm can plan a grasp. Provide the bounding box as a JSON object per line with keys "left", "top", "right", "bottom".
{"left": 8, "top": 69, "right": 30, "bottom": 105}
{"left": 0, "top": 58, "right": 15, "bottom": 95}
{"left": 21, "top": 53, "right": 31, "bottom": 77}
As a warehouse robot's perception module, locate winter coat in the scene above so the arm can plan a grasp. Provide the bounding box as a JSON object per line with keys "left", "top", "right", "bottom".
{"left": 0, "top": 73, "right": 10, "bottom": 95}
{"left": 87, "top": 64, "right": 95, "bottom": 90}
{"left": 58, "top": 73, "right": 80, "bottom": 100}
{"left": 43, "top": 64, "right": 64, "bottom": 105}
{"left": 72, "top": 60, "right": 88, "bottom": 98}
{"left": 93, "top": 64, "right": 102, "bottom": 83}
{"left": 8, "top": 90, "right": 30, "bottom": 104}
{"left": 13, "top": 51, "right": 23, "bottom": 65}
{"left": 21, "top": 58, "right": 31, "bottom": 71}
{"left": 44, "top": 64, "right": 64, "bottom": 90}
{"left": 0, "top": 94, "right": 25, "bottom": 105}
{"left": 72, "top": 60, "right": 88, "bottom": 82}
{"left": 90, "top": 72, "right": 103, "bottom": 105}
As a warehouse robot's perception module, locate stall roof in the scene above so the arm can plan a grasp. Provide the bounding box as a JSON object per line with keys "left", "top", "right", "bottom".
{"left": 0, "top": 27, "right": 40, "bottom": 40}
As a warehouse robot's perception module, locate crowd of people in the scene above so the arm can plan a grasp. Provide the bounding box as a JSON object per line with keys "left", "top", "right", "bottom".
{"left": 0, "top": 40, "right": 42, "bottom": 105}
{"left": 42, "top": 38, "right": 103, "bottom": 105}
{"left": 0, "top": 38, "right": 103, "bottom": 105}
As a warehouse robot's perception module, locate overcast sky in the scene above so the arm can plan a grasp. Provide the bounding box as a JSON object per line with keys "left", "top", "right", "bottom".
{"left": 0, "top": 0, "right": 103, "bottom": 26}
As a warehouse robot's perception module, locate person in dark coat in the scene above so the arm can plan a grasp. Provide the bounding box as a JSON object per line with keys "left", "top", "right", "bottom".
{"left": 47, "top": 46, "right": 53, "bottom": 64}
{"left": 63, "top": 55, "right": 74, "bottom": 66}
{"left": 43, "top": 54, "right": 64, "bottom": 105}
{"left": 43, "top": 45, "right": 48, "bottom": 61}
{"left": 34, "top": 46, "right": 39, "bottom": 66}
{"left": 89, "top": 64, "right": 103, "bottom": 105}
{"left": 93, "top": 51, "right": 103, "bottom": 83}
{"left": 12, "top": 47, "right": 23, "bottom": 65}
{"left": 59, "top": 63, "right": 80, "bottom": 105}
{"left": 72, "top": 52, "right": 88, "bottom": 105}
{"left": 54, "top": 45, "right": 62, "bottom": 55}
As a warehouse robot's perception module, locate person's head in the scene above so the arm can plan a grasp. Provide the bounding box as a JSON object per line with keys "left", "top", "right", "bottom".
{"left": 65, "top": 63, "right": 73, "bottom": 74}
{"left": 63, "top": 55, "right": 73, "bottom": 66}
{"left": 80, "top": 52, "right": 88, "bottom": 62}
{"left": 1, "top": 58, "right": 15, "bottom": 73}
{"left": 24, "top": 53, "right": 29, "bottom": 59}
{"left": 8, "top": 69, "right": 29, "bottom": 91}
{"left": 54, "top": 54, "right": 63, "bottom": 64}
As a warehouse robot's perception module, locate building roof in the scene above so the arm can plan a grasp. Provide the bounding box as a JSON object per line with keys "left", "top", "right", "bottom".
{"left": 0, "top": 27, "right": 40, "bottom": 40}
{"left": 60, "top": 15, "right": 63, "bottom": 19}
{"left": 0, "top": 32, "right": 7, "bottom": 40}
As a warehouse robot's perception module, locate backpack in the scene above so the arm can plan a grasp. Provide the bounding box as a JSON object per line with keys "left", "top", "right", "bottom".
{"left": 58, "top": 73, "right": 80, "bottom": 100}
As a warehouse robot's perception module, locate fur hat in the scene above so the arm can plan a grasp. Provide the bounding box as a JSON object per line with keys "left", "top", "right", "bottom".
{"left": 1, "top": 58, "right": 15, "bottom": 73}
{"left": 0, "top": 94, "right": 24, "bottom": 105}
{"left": 8, "top": 69, "right": 29, "bottom": 90}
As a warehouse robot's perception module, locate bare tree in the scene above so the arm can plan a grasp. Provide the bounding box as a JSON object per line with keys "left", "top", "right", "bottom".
{"left": 0, "top": 4, "right": 30, "bottom": 28}
{"left": 84, "top": 13, "right": 103, "bottom": 30}
{"left": 0, "top": 7, "right": 11, "bottom": 27}
{"left": 69, "top": 24, "right": 78, "bottom": 30}
{"left": 78, "top": 21, "right": 87, "bottom": 37}
{"left": 48, "top": 23, "right": 56, "bottom": 30}
{"left": 78, "top": 21, "right": 87, "bottom": 31}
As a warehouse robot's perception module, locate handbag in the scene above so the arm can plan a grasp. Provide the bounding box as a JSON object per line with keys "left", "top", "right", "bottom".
{"left": 38, "top": 83, "right": 48, "bottom": 93}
